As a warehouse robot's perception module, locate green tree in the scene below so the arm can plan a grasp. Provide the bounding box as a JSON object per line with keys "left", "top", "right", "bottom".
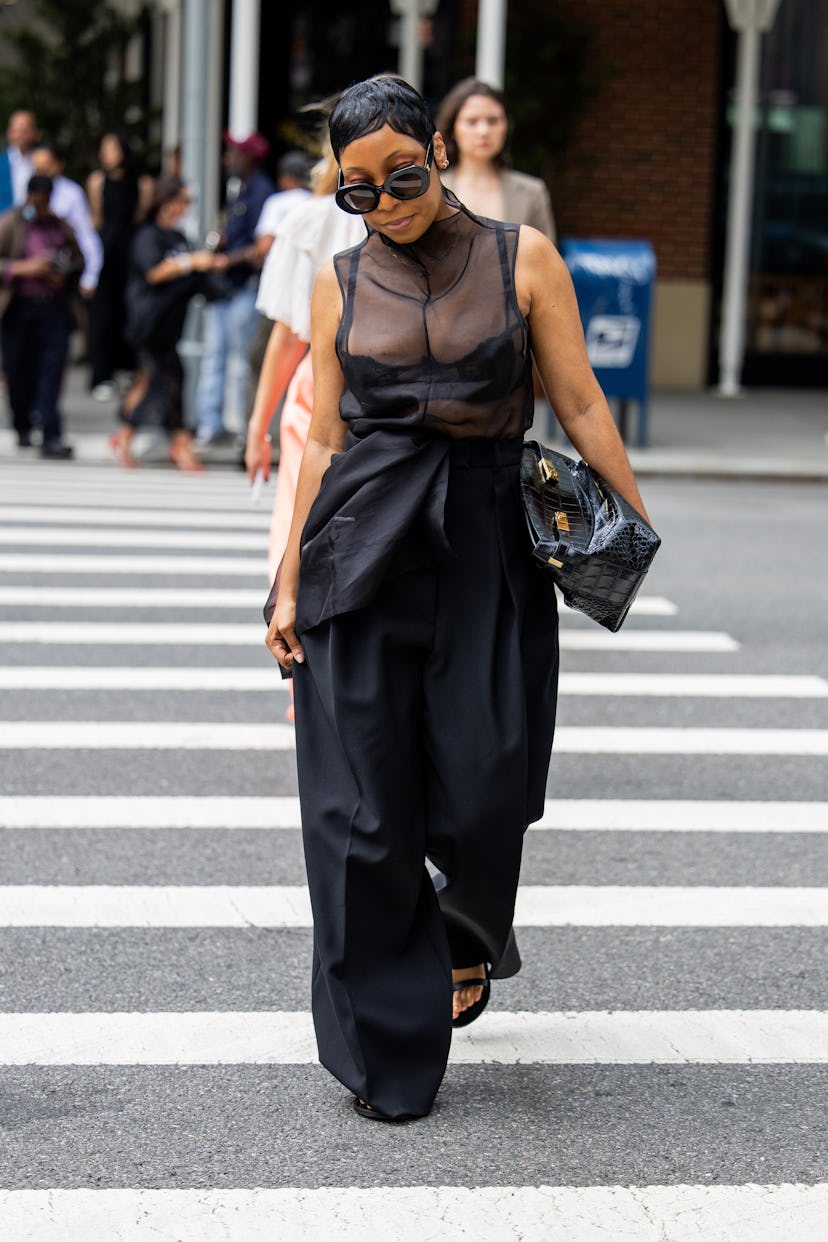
{"left": 0, "top": 0, "right": 154, "bottom": 180}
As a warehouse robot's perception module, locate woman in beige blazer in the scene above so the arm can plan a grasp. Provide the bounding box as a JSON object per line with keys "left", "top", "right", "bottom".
{"left": 435, "top": 77, "right": 556, "bottom": 240}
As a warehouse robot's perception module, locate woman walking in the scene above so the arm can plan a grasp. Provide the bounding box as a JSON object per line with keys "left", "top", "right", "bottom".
{"left": 110, "top": 174, "right": 224, "bottom": 471}
{"left": 266, "top": 76, "right": 648, "bottom": 1122}
{"left": 244, "top": 147, "right": 365, "bottom": 583}
{"left": 86, "top": 132, "right": 153, "bottom": 399}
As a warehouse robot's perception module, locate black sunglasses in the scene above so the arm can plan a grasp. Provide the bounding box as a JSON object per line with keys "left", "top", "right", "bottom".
{"left": 335, "top": 144, "right": 432, "bottom": 215}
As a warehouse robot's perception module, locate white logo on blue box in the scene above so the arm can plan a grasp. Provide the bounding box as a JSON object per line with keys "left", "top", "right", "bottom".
{"left": 585, "top": 315, "right": 641, "bottom": 368}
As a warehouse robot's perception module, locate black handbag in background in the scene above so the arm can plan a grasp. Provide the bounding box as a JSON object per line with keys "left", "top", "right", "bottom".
{"left": 520, "top": 440, "right": 661, "bottom": 632}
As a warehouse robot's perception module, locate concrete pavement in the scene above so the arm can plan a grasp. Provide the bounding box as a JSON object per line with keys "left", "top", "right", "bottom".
{"left": 0, "top": 364, "right": 826, "bottom": 479}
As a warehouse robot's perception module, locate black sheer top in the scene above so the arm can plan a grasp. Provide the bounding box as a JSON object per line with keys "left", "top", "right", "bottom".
{"left": 334, "top": 203, "right": 532, "bottom": 438}
{"left": 294, "top": 200, "right": 532, "bottom": 637}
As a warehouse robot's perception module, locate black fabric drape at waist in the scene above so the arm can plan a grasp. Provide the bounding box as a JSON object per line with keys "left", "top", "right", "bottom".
{"left": 294, "top": 430, "right": 524, "bottom": 636}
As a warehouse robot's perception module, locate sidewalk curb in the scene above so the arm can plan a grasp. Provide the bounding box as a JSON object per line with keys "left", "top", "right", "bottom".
{"left": 1, "top": 435, "right": 827, "bottom": 482}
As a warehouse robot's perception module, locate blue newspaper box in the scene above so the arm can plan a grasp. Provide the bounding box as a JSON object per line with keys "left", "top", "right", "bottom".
{"left": 560, "top": 239, "right": 656, "bottom": 447}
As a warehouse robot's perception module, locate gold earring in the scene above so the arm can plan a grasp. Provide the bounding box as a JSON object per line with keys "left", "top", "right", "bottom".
{"left": 441, "top": 159, "right": 450, "bottom": 170}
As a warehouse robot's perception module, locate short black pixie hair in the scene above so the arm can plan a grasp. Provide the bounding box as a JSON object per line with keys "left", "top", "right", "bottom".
{"left": 329, "top": 75, "right": 434, "bottom": 162}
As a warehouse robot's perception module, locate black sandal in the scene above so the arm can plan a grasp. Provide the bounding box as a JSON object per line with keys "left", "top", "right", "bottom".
{"left": 451, "top": 965, "right": 491, "bottom": 1028}
{"left": 352, "top": 1097, "right": 416, "bottom": 1123}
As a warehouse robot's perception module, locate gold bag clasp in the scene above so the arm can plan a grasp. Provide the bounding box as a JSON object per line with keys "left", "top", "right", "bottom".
{"left": 538, "top": 456, "right": 558, "bottom": 484}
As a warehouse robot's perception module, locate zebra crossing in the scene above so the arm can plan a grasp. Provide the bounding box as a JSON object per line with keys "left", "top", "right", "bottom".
{"left": 0, "top": 463, "right": 826, "bottom": 1240}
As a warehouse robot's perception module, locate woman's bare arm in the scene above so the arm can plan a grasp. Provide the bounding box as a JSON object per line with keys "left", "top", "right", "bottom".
{"left": 265, "top": 261, "right": 346, "bottom": 669}
{"left": 86, "top": 171, "right": 104, "bottom": 232}
{"left": 244, "top": 320, "right": 309, "bottom": 481}
{"left": 145, "top": 249, "right": 217, "bottom": 285}
{"left": 516, "top": 227, "right": 650, "bottom": 523}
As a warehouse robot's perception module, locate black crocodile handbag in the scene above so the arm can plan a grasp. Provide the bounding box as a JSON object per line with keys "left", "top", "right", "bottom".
{"left": 520, "top": 440, "right": 661, "bottom": 632}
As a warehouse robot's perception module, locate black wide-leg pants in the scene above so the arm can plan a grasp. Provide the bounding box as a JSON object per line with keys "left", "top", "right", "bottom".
{"left": 292, "top": 440, "right": 559, "bottom": 1118}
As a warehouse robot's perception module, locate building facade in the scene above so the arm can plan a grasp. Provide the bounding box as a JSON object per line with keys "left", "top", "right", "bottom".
{"left": 183, "top": 0, "right": 827, "bottom": 390}
{"left": 7, "top": 0, "right": 821, "bottom": 390}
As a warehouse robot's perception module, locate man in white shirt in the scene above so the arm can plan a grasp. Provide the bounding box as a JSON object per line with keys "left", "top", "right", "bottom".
{"left": 243, "top": 151, "right": 313, "bottom": 432}
{"left": 0, "top": 111, "right": 39, "bottom": 212}
{"left": 31, "top": 144, "right": 102, "bottom": 296}
{"left": 253, "top": 151, "right": 313, "bottom": 259}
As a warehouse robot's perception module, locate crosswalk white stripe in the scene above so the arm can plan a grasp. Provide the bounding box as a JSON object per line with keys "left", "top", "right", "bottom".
{"left": 0, "top": 721, "right": 299, "bottom": 749}
{"left": 559, "top": 672, "right": 828, "bottom": 697}
{"left": 0, "top": 526, "right": 266, "bottom": 550}
{"left": 533, "top": 799, "right": 828, "bottom": 832}
{"left": 0, "top": 667, "right": 285, "bottom": 689}
{"left": 0, "top": 622, "right": 739, "bottom": 651}
{"left": 561, "top": 596, "right": 677, "bottom": 616}
{"left": 0, "top": 506, "right": 270, "bottom": 529}
{"left": 0, "top": 1010, "right": 825, "bottom": 1065}
{"left": 0, "top": 554, "right": 265, "bottom": 575}
{"left": 1, "top": 665, "right": 823, "bottom": 698}
{"left": 0, "top": 665, "right": 822, "bottom": 699}
{"left": 0, "top": 588, "right": 269, "bottom": 608}
{"left": 1, "top": 721, "right": 825, "bottom": 753}
{"left": 2, "top": 796, "right": 824, "bottom": 832}
{"left": 0, "top": 479, "right": 250, "bottom": 496}
{"left": 0, "top": 491, "right": 269, "bottom": 512}
{"left": 0, "top": 1185, "right": 825, "bottom": 1242}
{"left": 514, "top": 885, "right": 828, "bottom": 926}
{"left": 2, "top": 796, "right": 826, "bottom": 832}
{"left": 0, "top": 468, "right": 248, "bottom": 489}
{"left": 0, "top": 885, "right": 823, "bottom": 927}
{"left": 0, "top": 796, "right": 302, "bottom": 828}
{"left": 559, "top": 630, "right": 740, "bottom": 651}
{"left": 0, "top": 586, "right": 679, "bottom": 621}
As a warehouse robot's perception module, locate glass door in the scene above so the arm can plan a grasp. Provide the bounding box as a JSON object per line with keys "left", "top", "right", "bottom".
{"left": 742, "top": 0, "right": 828, "bottom": 385}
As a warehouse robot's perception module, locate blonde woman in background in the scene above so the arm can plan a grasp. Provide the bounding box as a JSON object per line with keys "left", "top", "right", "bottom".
{"left": 244, "top": 149, "right": 365, "bottom": 716}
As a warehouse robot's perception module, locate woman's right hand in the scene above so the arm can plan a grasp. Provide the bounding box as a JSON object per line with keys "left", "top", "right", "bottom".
{"left": 265, "top": 593, "right": 304, "bottom": 671}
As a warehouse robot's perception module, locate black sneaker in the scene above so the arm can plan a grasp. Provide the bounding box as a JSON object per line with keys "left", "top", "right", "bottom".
{"left": 40, "top": 440, "right": 74, "bottom": 460}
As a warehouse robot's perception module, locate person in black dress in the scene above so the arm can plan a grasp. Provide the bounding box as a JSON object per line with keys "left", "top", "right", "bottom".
{"left": 87, "top": 133, "right": 152, "bottom": 399}
{"left": 265, "top": 76, "right": 650, "bottom": 1122}
{"left": 110, "top": 174, "right": 225, "bottom": 471}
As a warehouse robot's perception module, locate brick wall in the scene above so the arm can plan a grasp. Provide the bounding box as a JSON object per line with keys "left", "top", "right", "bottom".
{"left": 549, "top": 0, "right": 723, "bottom": 282}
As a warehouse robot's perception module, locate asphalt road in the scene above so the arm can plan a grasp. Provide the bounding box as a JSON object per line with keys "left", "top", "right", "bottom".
{"left": 0, "top": 462, "right": 826, "bottom": 1240}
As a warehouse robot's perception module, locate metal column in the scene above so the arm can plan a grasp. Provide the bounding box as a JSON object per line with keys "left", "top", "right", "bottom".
{"left": 475, "top": 0, "right": 507, "bottom": 89}
{"left": 718, "top": 0, "right": 782, "bottom": 396}
{"left": 228, "top": 0, "right": 261, "bottom": 139}
{"left": 390, "top": 0, "right": 439, "bottom": 93}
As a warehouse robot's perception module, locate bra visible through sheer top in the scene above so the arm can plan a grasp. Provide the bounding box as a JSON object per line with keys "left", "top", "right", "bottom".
{"left": 333, "top": 199, "right": 533, "bottom": 441}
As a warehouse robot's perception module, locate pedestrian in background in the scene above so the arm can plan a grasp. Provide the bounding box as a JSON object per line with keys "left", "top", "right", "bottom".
{"left": 31, "top": 143, "right": 103, "bottom": 299}
{"left": 0, "top": 111, "right": 39, "bottom": 212}
{"left": 245, "top": 145, "right": 363, "bottom": 584}
{"left": 265, "top": 75, "right": 648, "bottom": 1122}
{"left": 435, "top": 77, "right": 555, "bottom": 239}
{"left": 244, "top": 149, "right": 314, "bottom": 428}
{"left": 86, "top": 132, "right": 155, "bottom": 401}
{"left": 110, "top": 174, "right": 226, "bottom": 471}
{"left": 436, "top": 78, "right": 556, "bottom": 420}
{"left": 0, "top": 173, "right": 82, "bottom": 457}
{"left": 194, "top": 131, "right": 275, "bottom": 447}
{"left": 253, "top": 150, "right": 314, "bottom": 259}
{"left": 244, "top": 145, "right": 365, "bottom": 723}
